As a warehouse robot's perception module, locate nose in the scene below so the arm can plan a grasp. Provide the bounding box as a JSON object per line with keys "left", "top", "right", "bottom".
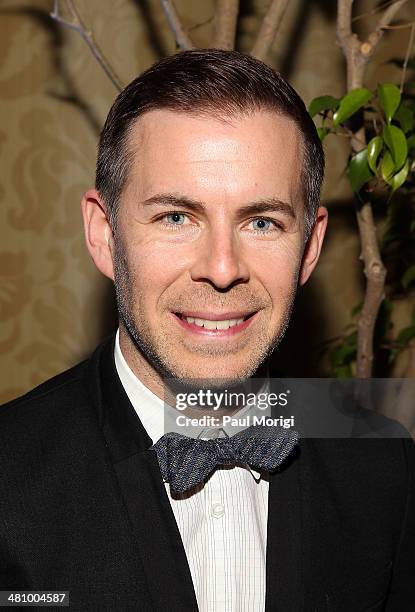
{"left": 189, "top": 225, "right": 249, "bottom": 289}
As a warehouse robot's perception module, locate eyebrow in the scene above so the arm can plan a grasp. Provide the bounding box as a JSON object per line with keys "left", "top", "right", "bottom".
{"left": 141, "top": 193, "right": 296, "bottom": 220}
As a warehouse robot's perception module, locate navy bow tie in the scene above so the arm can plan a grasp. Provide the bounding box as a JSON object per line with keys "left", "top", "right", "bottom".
{"left": 150, "top": 425, "right": 299, "bottom": 494}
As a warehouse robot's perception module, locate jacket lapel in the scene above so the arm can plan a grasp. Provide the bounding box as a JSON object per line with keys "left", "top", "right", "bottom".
{"left": 86, "top": 340, "right": 335, "bottom": 611}
{"left": 264, "top": 380, "right": 306, "bottom": 611}
{"left": 86, "top": 335, "right": 199, "bottom": 611}
{"left": 265, "top": 443, "right": 304, "bottom": 611}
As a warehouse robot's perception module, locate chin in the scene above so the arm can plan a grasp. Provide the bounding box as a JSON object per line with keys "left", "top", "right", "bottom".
{"left": 170, "top": 359, "right": 259, "bottom": 387}
{"left": 166, "top": 373, "right": 251, "bottom": 394}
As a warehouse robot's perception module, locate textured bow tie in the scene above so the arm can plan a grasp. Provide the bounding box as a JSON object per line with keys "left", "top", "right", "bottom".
{"left": 150, "top": 425, "right": 299, "bottom": 494}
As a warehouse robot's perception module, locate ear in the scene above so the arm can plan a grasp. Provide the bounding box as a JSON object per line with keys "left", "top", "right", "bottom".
{"left": 299, "top": 206, "right": 328, "bottom": 286}
{"left": 80, "top": 189, "right": 115, "bottom": 281}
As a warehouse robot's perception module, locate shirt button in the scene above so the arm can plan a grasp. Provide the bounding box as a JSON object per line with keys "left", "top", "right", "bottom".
{"left": 211, "top": 502, "right": 225, "bottom": 518}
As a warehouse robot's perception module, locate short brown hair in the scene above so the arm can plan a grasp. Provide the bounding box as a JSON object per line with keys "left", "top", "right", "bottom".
{"left": 96, "top": 48, "right": 324, "bottom": 240}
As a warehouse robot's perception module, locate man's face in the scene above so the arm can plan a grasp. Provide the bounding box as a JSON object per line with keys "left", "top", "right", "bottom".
{"left": 112, "top": 109, "right": 310, "bottom": 383}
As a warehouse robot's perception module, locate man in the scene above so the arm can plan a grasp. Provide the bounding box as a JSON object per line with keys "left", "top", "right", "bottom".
{"left": 0, "top": 49, "right": 414, "bottom": 611}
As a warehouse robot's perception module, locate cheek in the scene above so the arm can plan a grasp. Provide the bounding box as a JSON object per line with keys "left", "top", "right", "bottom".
{"left": 264, "top": 273, "right": 298, "bottom": 306}
{"left": 248, "top": 237, "right": 302, "bottom": 278}
{"left": 249, "top": 246, "right": 301, "bottom": 307}
{"left": 125, "top": 241, "right": 189, "bottom": 307}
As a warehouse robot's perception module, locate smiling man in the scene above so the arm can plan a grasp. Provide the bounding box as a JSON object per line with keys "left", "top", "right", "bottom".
{"left": 1, "top": 49, "right": 414, "bottom": 612}
{"left": 86, "top": 103, "right": 325, "bottom": 391}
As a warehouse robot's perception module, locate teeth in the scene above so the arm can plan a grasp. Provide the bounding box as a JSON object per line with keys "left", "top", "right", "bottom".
{"left": 203, "top": 320, "right": 219, "bottom": 330}
{"left": 216, "top": 320, "right": 230, "bottom": 330}
{"left": 182, "top": 316, "right": 244, "bottom": 329}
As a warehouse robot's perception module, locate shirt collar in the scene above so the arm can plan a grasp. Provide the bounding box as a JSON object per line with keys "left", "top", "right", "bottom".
{"left": 114, "top": 328, "right": 271, "bottom": 443}
{"left": 114, "top": 329, "right": 167, "bottom": 443}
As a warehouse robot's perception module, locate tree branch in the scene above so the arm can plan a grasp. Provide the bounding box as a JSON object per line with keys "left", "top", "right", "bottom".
{"left": 352, "top": 0, "right": 402, "bottom": 24}
{"left": 355, "top": 203, "right": 387, "bottom": 377}
{"left": 374, "top": 0, "right": 409, "bottom": 31}
{"left": 160, "top": 0, "right": 194, "bottom": 50}
{"left": 337, "top": 0, "right": 364, "bottom": 90}
{"left": 250, "top": 0, "right": 290, "bottom": 61}
{"left": 336, "top": 0, "right": 353, "bottom": 56}
{"left": 50, "top": 0, "right": 123, "bottom": 91}
{"left": 212, "top": 0, "right": 240, "bottom": 50}
{"left": 400, "top": 22, "right": 415, "bottom": 92}
{"left": 338, "top": 0, "right": 410, "bottom": 90}
{"left": 336, "top": 0, "right": 411, "bottom": 377}
{"left": 379, "top": 20, "right": 415, "bottom": 30}
{"left": 364, "top": 0, "right": 409, "bottom": 63}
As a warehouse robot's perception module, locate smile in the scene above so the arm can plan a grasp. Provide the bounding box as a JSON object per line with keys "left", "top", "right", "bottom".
{"left": 172, "top": 311, "right": 257, "bottom": 336}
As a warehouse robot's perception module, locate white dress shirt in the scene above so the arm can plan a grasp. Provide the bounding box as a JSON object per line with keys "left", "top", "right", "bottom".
{"left": 114, "top": 330, "right": 269, "bottom": 611}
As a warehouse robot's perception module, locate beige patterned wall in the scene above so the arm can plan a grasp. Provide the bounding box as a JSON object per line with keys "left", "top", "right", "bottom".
{"left": 1, "top": 0, "right": 414, "bottom": 403}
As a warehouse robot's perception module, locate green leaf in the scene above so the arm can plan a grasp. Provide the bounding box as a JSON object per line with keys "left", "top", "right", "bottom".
{"left": 336, "top": 345, "right": 356, "bottom": 363}
{"left": 402, "top": 264, "right": 415, "bottom": 289}
{"left": 351, "top": 302, "right": 363, "bottom": 317}
{"left": 383, "top": 125, "right": 408, "bottom": 171}
{"left": 348, "top": 148, "right": 373, "bottom": 192}
{"left": 334, "top": 364, "right": 353, "bottom": 379}
{"left": 317, "top": 127, "right": 330, "bottom": 141}
{"left": 330, "top": 330, "right": 357, "bottom": 369}
{"left": 381, "top": 228, "right": 401, "bottom": 247}
{"left": 389, "top": 159, "right": 409, "bottom": 193}
{"left": 378, "top": 83, "right": 401, "bottom": 123}
{"left": 331, "top": 343, "right": 356, "bottom": 368}
{"left": 407, "top": 134, "right": 415, "bottom": 150}
{"left": 395, "top": 103, "right": 414, "bottom": 133}
{"left": 388, "top": 349, "right": 399, "bottom": 365}
{"left": 333, "top": 88, "right": 372, "bottom": 127}
{"left": 389, "top": 321, "right": 415, "bottom": 363}
{"left": 381, "top": 151, "right": 395, "bottom": 182}
{"left": 308, "top": 95, "right": 340, "bottom": 118}
{"left": 396, "top": 325, "right": 415, "bottom": 346}
{"left": 376, "top": 298, "right": 393, "bottom": 340}
{"left": 367, "top": 136, "right": 383, "bottom": 173}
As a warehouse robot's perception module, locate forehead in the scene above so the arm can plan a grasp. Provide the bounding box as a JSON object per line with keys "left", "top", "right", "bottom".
{"left": 125, "top": 108, "right": 304, "bottom": 204}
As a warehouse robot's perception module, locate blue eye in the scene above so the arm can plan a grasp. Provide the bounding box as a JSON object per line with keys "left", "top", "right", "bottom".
{"left": 252, "top": 218, "right": 272, "bottom": 231}
{"left": 166, "top": 212, "right": 186, "bottom": 225}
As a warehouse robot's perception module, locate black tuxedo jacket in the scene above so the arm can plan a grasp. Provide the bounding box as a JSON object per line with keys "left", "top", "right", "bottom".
{"left": 0, "top": 334, "right": 414, "bottom": 611}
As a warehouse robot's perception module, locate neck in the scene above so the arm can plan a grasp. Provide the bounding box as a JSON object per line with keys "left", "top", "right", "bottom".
{"left": 118, "top": 323, "right": 166, "bottom": 401}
